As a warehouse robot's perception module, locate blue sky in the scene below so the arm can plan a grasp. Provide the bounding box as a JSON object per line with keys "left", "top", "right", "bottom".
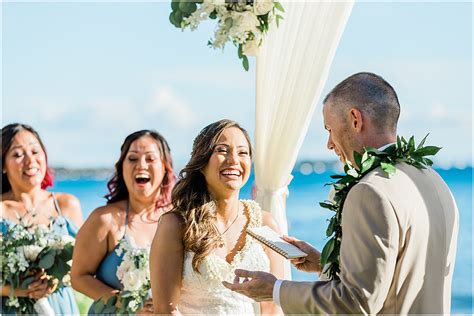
{"left": 2, "top": 1, "right": 472, "bottom": 169}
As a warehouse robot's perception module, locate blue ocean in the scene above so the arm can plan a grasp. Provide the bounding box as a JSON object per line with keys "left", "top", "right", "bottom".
{"left": 53, "top": 167, "right": 473, "bottom": 314}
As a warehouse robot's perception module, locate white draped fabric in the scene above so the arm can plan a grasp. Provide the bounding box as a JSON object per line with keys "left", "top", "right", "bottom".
{"left": 254, "top": 1, "right": 354, "bottom": 238}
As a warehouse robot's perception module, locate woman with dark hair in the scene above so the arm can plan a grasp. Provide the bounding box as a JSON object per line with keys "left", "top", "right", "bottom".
{"left": 150, "top": 119, "right": 285, "bottom": 315}
{"left": 71, "top": 130, "right": 176, "bottom": 314}
{"left": 1, "top": 123, "right": 83, "bottom": 314}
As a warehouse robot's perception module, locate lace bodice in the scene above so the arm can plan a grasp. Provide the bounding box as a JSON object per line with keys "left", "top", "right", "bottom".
{"left": 179, "top": 200, "right": 270, "bottom": 315}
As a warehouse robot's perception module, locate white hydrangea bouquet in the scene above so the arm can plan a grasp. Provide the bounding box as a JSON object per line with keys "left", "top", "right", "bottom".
{"left": 169, "top": 0, "right": 284, "bottom": 70}
{"left": 0, "top": 223, "right": 74, "bottom": 315}
{"left": 93, "top": 238, "right": 151, "bottom": 314}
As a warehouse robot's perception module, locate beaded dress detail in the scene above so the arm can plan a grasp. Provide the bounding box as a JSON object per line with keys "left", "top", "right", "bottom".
{"left": 178, "top": 200, "right": 270, "bottom": 315}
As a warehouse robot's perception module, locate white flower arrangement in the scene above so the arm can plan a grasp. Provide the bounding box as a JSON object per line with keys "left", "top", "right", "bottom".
{"left": 0, "top": 222, "right": 75, "bottom": 315}
{"left": 93, "top": 237, "right": 151, "bottom": 314}
{"left": 169, "top": 0, "right": 284, "bottom": 70}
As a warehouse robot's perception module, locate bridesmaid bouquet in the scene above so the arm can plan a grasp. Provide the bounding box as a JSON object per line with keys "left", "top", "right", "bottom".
{"left": 169, "top": 0, "right": 284, "bottom": 70}
{"left": 0, "top": 223, "right": 74, "bottom": 315}
{"left": 93, "top": 238, "right": 151, "bottom": 314}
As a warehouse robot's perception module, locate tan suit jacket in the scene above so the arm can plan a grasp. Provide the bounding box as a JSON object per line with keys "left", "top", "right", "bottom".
{"left": 280, "top": 163, "right": 459, "bottom": 314}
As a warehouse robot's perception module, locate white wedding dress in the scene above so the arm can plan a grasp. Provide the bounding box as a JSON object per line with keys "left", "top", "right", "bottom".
{"left": 178, "top": 200, "right": 270, "bottom": 315}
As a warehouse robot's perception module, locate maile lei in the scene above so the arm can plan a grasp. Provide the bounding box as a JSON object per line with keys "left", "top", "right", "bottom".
{"left": 319, "top": 135, "right": 441, "bottom": 280}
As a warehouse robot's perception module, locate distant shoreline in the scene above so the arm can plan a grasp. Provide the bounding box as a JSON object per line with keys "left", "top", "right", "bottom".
{"left": 52, "top": 162, "right": 473, "bottom": 181}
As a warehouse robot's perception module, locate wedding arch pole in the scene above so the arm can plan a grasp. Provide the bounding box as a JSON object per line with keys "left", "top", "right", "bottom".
{"left": 254, "top": 1, "right": 354, "bottom": 236}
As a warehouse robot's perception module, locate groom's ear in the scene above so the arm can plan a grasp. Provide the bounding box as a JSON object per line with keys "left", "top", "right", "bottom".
{"left": 349, "top": 108, "right": 363, "bottom": 132}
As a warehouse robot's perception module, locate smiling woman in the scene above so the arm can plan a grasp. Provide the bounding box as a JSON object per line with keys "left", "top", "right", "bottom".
{"left": 1, "top": 123, "right": 83, "bottom": 315}
{"left": 149, "top": 119, "right": 285, "bottom": 315}
{"left": 70, "top": 129, "right": 176, "bottom": 314}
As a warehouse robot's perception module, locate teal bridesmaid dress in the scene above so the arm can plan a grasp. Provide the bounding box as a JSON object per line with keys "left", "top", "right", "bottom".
{"left": 0, "top": 193, "right": 80, "bottom": 315}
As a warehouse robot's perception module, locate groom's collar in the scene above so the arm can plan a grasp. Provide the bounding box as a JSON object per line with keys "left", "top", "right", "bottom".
{"left": 378, "top": 143, "right": 395, "bottom": 151}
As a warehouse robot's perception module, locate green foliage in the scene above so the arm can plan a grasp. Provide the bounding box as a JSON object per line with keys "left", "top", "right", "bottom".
{"left": 274, "top": 2, "right": 285, "bottom": 12}
{"left": 320, "top": 134, "right": 441, "bottom": 280}
{"left": 178, "top": 1, "right": 197, "bottom": 14}
{"left": 167, "top": 0, "right": 285, "bottom": 71}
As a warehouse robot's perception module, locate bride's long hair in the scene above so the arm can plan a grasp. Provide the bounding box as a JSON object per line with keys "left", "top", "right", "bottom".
{"left": 172, "top": 119, "right": 253, "bottom": 272}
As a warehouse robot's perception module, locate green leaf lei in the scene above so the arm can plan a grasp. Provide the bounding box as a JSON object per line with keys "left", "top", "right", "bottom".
{"left": 319, "top": 134, "right": 441, "bottom": 280}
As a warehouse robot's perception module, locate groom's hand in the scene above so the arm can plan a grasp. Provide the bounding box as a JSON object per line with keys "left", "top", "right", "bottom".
{"left": 282, "top": 235, "right": 322, "bottom": 273}
{"left": 222, "top": 269, "right": 276, "bottom": 302}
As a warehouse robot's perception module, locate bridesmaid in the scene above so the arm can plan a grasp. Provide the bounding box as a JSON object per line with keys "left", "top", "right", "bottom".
{"left": 71, "top": 130, "right": 176, "bottom": 314}
{"left": 1, "top": 123, "right": 83, "bottom": 314}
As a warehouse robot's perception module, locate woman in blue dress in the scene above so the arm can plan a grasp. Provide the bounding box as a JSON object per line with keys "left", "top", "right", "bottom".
{"left": 1, "top": 123, "right": 83, "bottom": 314}
{"left": 71, "top": 130, "right": 176, "bottom": 314}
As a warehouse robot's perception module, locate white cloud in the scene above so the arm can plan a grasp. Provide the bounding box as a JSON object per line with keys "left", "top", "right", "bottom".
{"left": 3, "top": 96, "right": 72, "bottom": 124}
{"left": 148, "top": 86, "right": 198, "bottom": 128}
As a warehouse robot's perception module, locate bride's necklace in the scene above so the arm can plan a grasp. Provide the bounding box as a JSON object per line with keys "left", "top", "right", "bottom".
{"left": 215, "top": 209, "right": 240, "bottom": 236}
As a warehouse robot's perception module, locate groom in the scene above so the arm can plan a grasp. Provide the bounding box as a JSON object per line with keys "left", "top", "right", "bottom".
{"left": 223, "top": 72, "right": 459, "bottom": 314}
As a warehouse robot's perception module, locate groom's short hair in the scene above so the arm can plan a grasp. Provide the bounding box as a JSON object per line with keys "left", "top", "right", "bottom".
{"left": 323, "top": 72, "right": 401, "bottom": 134}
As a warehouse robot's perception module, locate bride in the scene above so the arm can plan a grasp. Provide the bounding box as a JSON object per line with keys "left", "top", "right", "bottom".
{"left": 150, "top": 119, "right": 285, "bottom": 315}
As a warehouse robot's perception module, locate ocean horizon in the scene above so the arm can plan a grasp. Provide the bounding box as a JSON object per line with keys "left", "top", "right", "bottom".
{"left": 53, "top": 166, "right": 473, "bottom": 314}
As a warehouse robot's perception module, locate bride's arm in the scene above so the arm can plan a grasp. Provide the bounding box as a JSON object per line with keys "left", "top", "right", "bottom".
{"left": 150, "top": 213, "right": 184, "bottom": 315}
{"left": 260, "top": 211, "right": 285, "bottom": 315}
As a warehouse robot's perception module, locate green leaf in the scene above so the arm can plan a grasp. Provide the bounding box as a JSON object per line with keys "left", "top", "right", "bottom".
{"left": 353, "top": 151, "right": 362, "bottom": 170}
{"left": 93, "top": 298, "right": 106, "bottom": 314}
{"left": 237, "top": 44, "right": 243, "bottom": 59}
{"left": 414, "top": 146, "right": 442, "bottom": 156}
{"left": 169, "top": 11, "right": 177, "bottom": 27}
{"left": 326, "top": 217, "right": 337, "bottom": 237}
{"left": 106, "top": 295, "right": 117, "bottom": 308}
{"left": 417, "top": 133, "right": 429, "bottom": 150}
{"left": 276, "top": 14, "right": 283, "bottom": 27}
{"left": 121, "top": 290, "right": 133, "bottom": 298}
{"left": 383, "top": 144, "right": 397, "bottom": 156}
{"left": 178, "top": 1, "right": 197, "bottom": 14}
{"left": 423, "top": 157, "right": 434, "bottom": 166}
{"left": 320, "top": 238, "right": 335, "bottom": 267}
{"left": 408, "top": 135, "right": 415, "bottom": 151}
{"left": 171, "top": 0, "right": 180, "bottom": 11}
{"left": 103, "top": 306, "right": 117, "bottom": 314}
{"left": 242, "top": 56, "right": 249, "bottom": 71}
{"left": 173, "top": 10, "right": 183, "bottom": 26}
{"left": 361, "top": 156, "right": 377, "bottom": 173}
{"left": 380, "top": 162, "right": 396, "bottom": 177}
{"left": 361, "top": 151, "right": 369, "bottom": 164}
{"left": 48, "top": 259, "right": 70, "bottom": 279}
{"left": 319, "top": 202, "right": 336, "bottom": 211}
{"left": 209, "top": 10, "right": 217, "bottom": 19}
{"left": 327, "top": 242, "right": 340, "bottom": 263}
{"left": 274, "top": 1, "right": 285, "bottom": 12}
{"left": 38, "top": 253, "right": 55, "bottom": 269}
{"left": 330, "top": 174, "right": 344, "bottom": 179}
{"left": 396, "top": 135, "right": 402, "bottom": 149}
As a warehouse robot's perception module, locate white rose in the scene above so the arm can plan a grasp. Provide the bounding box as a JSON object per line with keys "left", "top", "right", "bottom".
{"left": 128, "top": 300, "right": 138, "bottom": 311}
{"left": 231, "top": 11, "right": 260, "bottom": 35}
{"left": 243, "top": 38, "right": 260, "bottom": 56}
{"left": 122, "top": 270, "right": 143, "bottom": 292}
{"left": 22, "top": 245, "right": 44, "bottom": 262}
{"left": 254, "top": 0, "right": 274, "bottom": 16}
